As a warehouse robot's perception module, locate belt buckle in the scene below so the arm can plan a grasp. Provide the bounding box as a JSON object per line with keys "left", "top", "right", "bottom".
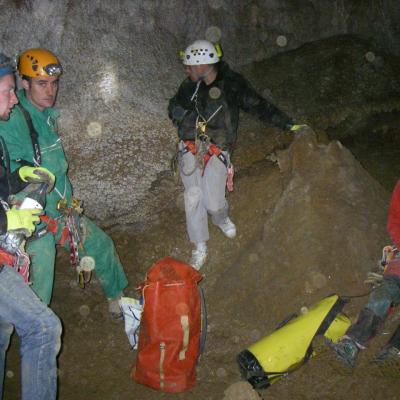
{"left": 56, "top": 198, "right": 68, "bottom": 211}
{"left": 71, "top": 198, "right": 83, "bottom": 214}
{"left": 197, "top": 121, "right": 207, "bottom": 134}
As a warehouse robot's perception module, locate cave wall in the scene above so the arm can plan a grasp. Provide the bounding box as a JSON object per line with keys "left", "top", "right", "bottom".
{"left": 0, "top": 0, "right": 399, "bottom": 226}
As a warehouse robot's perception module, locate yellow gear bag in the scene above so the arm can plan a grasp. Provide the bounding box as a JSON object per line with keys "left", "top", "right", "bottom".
{"left": 237, "top": 294, "right": 350, "bottom": 389}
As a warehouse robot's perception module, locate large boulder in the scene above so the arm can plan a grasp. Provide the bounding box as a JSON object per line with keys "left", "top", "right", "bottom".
{"left": 212, "top": 128, "right": 389, "bottom": 329}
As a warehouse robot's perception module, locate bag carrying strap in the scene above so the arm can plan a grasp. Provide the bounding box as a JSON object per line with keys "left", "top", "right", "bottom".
{"left": 159, "top": 342, "right": 166, "bottom": 390}
{"left": 179, "top": 315, "right": 190, "bottom": 360}
{"left": 18, "top": 105, "right": 41, "bottom": 165}
{"left": 259, "top": 296, "right": 349, "bottom": 382}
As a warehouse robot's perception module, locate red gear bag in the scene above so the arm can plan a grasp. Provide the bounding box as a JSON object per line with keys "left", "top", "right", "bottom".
{"left": 132, "top": 257, "right": 204, "bottom": 393}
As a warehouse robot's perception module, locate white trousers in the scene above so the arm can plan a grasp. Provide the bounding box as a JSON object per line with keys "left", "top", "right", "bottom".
{"left": 180, "top": 148, "right": 229, "bottom": 244}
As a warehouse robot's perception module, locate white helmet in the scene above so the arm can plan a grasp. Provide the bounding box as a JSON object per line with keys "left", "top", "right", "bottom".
{"left": 182, "top": 40, "right": 222, "bottom": 66}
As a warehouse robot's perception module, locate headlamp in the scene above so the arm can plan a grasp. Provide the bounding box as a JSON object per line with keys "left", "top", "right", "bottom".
{"left": 44, "top": 63, "right": 62, "bottom": 77}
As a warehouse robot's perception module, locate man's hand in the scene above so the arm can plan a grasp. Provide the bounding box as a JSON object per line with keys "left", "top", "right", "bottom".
{"left": 6, "top": 207, "right": 42, "bottom": 237}
{"left": 364, "top": 272, "right": 384, "bottom": 286}
{"left": 170, "top": 105, "right": 188, "bottom": 126}
{"left": 18, "top": 166, "right": 55, "bottom": 192}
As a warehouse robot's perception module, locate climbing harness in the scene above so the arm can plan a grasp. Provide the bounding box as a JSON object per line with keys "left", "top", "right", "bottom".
{"left": 38, "top": 198, "right": 94, "bottom": 288}
{"left": 18, "top": 105, "right": 41, "bottom": 166}
{"left": 0, "top": 246, "right": 30, "bottom": 283}
{"left": 57, "top": 198, "right": 93, "bottom": 288}
{"left": 17, "top": 106, "right": 94, "bottom": 288}
{"left": 182, "top": 139, "right": 228, "bottom": 172}
{"left": 0, "top": 201, "right": 30, "bottom": 283}
{"left": 172, "top": 78, "right": 235, "bottom": 192}
{"left": 176, "top": 126, "right": 234, "bottom": 192}
{"left": 0, "top": 140, "right": 31, "bottom": 283}
{"left": 176, "top": 86, "right": 230, "bottom": 174}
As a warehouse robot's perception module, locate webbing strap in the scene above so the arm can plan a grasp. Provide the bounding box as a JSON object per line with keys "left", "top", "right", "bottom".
{"left": 0, "top": 248, "right": 30, "bottom": 284}
{"left": 0, "top": 136, "right": 15, "bottom": 199}
{"left": 206, "top": 143, "right": 228, "bottom": 169}
{"left": 159, "top": 342, "right": 166, "bottom": 390}
{"left": 183, "top": 140, "right": 228, "bottom": 173}
{"left": 18, "top": 105, "right": 41, "bottom": 165}
{"left": 39, "top": 215, "right": 58, "bottom": 235}
{"left": 263, "top": 296, "right": 348, "bottom": 378}
{"left": 179, "top": 315, "right": 189, "bottom": 360}
{"left": 0, "top": 248, "right": 16, "bottom": 267}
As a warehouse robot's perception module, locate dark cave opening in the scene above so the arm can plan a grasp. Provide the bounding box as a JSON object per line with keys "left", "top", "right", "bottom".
{"left": 333, "top": 111, "right": 400, "bottom": 191}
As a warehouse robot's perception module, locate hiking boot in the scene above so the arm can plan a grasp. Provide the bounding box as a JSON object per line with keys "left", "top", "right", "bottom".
{"left": 346, "top": 308, "right": 383, "bottom": 345}
{"left": 330, "top": 337, "right": 360, "bottom": 368}
{"left": 108, "top": 297, "right": 123, "bottom": 320}
{"left": 190, "top": 242, "right": 207, "bottom": 270}
{"left": 217, "top": 217, "right": 236, "bottom": 239}
{"left": 373, "top": 324, "right": 400, "bottom": 364}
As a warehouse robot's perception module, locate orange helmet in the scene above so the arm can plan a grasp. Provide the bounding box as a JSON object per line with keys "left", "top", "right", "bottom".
{"left": 18, "top": 48, "right": 62, "bottom": 78}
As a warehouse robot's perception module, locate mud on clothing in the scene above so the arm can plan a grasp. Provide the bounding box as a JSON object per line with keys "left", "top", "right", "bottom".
{"left": 0, "top": 89, "right": 128, "bottom": 304}
{"left": 179, "top": 143, "right": 229, "bottom": 243}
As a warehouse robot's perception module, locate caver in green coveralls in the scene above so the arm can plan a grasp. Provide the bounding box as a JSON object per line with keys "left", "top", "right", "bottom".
{"left": 0, "top": 90, "right": 128, "bottom": 304}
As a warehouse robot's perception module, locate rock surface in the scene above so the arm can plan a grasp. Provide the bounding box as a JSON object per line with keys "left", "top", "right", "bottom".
{"left": 5, "top": 128, "right": 396, "bottom": 400}
{"left": 212, "top": 129, "right": 389, "bottom": 330}
{"left": 223, "top": 381, "right": 261, "bottom": 400}
{"left": 0, "top": 1, "right": 399, "bottom": 225}
{"left": 242, "top": 35, "right": 400, "bottom": 139}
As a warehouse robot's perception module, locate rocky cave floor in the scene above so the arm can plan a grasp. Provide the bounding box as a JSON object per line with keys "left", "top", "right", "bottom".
{"left": 3, "top": 112, "right": 400, "bottom": 400}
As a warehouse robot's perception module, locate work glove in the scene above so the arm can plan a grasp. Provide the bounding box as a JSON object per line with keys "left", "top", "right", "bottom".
{"left": 18, "top": 166, "right": 55, "bottom": 192}
{"left": 290, "top": 124, "right": 310, "bottom": 132}
{"left": 170, "top": 105, "right": 188, "bottom": 126}
{"left": 364, "top": 271, "right": 384, "bottom": 286}
{"left": 6, "top": 207, "right": 42, "bottom": 237}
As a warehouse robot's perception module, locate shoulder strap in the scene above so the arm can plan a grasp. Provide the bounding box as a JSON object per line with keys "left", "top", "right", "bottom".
{"left": 0, "top": 136, "right": 12, "bottom": 196}
{"left": 18, "top": 104, "right": 41, "bottom": 165}
{"left": 0, "top": 136, "right": 10, "bottom": 173}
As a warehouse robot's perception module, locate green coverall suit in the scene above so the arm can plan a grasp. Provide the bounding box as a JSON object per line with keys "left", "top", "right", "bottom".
{"left": 0, "top": 90, "right": 128, "bottom": 304}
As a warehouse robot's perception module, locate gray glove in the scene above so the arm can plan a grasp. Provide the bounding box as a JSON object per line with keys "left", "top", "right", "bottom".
{"left": 170, "top": 105, "right": 188, "bottom": 126}
{"left": 364, "top": 272, "right": 384, "bottom": 286}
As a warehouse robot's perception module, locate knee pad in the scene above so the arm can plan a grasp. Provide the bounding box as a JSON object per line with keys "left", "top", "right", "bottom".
{"left": 208, "top": 206, "right": 227, "bottom": 218}
{"left": 184, "top": 186, "right": 202, "bottom": 212}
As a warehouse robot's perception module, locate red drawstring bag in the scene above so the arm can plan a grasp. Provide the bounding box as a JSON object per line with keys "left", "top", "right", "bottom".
{"left": 132, "top": 257, "right": 204, "bottom": 393}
